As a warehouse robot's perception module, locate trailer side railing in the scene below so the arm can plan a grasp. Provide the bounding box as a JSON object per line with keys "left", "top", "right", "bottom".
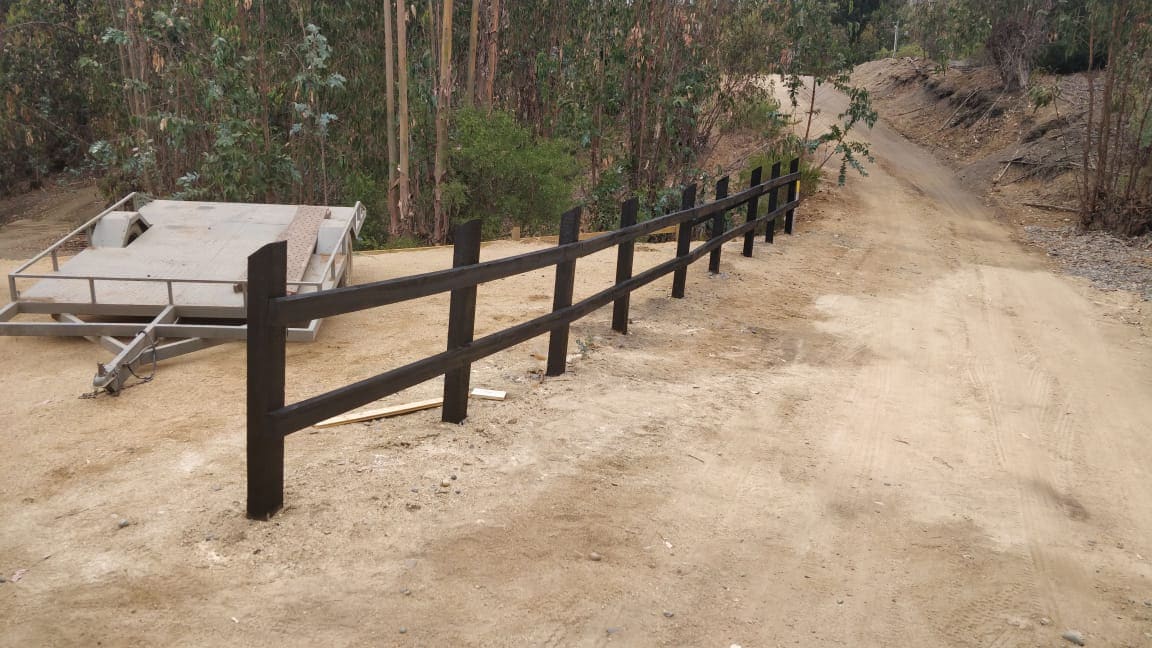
{"left": 7, "top": 201, "right": 365, "bottom": 311}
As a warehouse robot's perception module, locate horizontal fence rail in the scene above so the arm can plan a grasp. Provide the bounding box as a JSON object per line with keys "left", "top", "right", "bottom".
{"left": 246, "top": 160, "right": 803, "bottom": 519}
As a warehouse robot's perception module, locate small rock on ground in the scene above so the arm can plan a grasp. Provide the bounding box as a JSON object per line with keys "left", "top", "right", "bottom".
{"left": 1062, "top": 629, "right": 1086, "bottom": 646}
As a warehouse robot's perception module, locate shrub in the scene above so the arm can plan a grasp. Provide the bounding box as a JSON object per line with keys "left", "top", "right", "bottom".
{"left": 449, "top": 108, "right": 578, "bottom": 238}
{"left": 722, "top": 95, "right": 788, "bottom": 138}
{"left": 741, "top": 147, "right": 821, "bottom": 198}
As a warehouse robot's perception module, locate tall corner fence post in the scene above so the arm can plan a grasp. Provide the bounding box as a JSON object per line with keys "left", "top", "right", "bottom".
{"left": 785, "top": 157, "right": 800, "bottom": 235}
{"left": 546, "top": 207, "right": 582, "bottom": 376}
{"left": 611, "top": 197, "right": 639, "bottom": 334}
{"left": 743, "top": 167, "right": 762, "bottom": 258}
{"left": 765, "top": 161, "right": 782, "bottom": 244}
{"left": 442, "top": 219, "right": 483, "bottom": 423}
{"left": 708, "top": 176, "right": 730, "bottom": 274}
{"left": 671, "top": 183, "right": 697, "bottom": 299}
{"left": 246, "top": 240, "right": 288, "bottom": 521}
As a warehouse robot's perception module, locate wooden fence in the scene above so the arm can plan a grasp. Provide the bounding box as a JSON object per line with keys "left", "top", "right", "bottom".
{"left": 245, "top": 158, "right": 802, "bottom": 519}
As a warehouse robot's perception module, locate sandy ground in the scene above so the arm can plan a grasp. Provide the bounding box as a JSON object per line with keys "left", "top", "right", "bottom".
{"left": 2, "top": 84, "right": 1152, "bottom": 647}
{"left": 0, "top": 182, "right": 104, "bottom": 259}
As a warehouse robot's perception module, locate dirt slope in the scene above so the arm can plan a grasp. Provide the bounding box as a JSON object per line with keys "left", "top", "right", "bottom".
{"left": 853, "top": 58, "right": 1152, "bottom": 301}
{"left": 2, "top": 83, "right": 1151, "bottom": 647}
{"left": 0, "top": 181, "right": 104, "bottom": 259}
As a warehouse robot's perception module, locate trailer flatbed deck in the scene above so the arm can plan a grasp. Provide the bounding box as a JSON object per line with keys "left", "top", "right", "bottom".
{"left": 1, "top": 193, "right": 365, "bottom": 393}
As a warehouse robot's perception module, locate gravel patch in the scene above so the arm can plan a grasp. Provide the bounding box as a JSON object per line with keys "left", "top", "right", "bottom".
{"left": 1024, "top": 225, "right": 1152, "bottom": 299}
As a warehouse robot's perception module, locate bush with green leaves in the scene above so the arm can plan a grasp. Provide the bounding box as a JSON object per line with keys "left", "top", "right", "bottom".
{"left": 447, "top": 108, "right": 578, "bottom": 238}
{"left": 0, "top": 0, "right": 118, "bottom": 195}
{"left": 722, "top": 94, "right": 788, "bottom": 139}
{"left": 741, "top": 147, "right": 821, "bottom": 200}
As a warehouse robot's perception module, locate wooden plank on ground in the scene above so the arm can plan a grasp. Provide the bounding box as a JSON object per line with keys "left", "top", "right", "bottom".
{"left": 278, "top": 206, "right": 330, "bottom": 287}
{"left": 470, "top": 388, "right": 506, "bottom": 401}
{"left": 314, "top": 397, "right": 443, "bottom": 428}
{"left": 313, "top": 388, "right": 507, "bottom": 428}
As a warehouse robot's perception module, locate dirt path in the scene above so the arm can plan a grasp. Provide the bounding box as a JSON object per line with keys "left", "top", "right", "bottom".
{"left": 0, "top": 182, "right": 104, "bottom": 259}
{"left": 2, "top": 87, "right": 1151, "bottom": 647}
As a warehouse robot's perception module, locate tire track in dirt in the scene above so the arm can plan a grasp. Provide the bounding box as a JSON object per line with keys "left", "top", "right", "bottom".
{"left": 957, "top": 252, "right": 1090, "bottom": 631}
{"left": 771, "top": 77, "right": 1149, "bottom": 646}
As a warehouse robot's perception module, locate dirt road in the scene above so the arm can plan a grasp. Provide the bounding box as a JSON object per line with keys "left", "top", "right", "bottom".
{"left": 0, "top": 182, "right": 104, "bottom": 259}
{"left": 2, "top": 86, "right": 1151, "bottom": 647}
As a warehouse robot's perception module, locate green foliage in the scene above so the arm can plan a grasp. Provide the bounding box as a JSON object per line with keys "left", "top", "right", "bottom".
{"left": 638, "top": 184, "right": 693, "bottom": 223}
{"left": 343, "top": 171, "right": 390, "bottom": 248}
{"left": 903, "top": 0, "right": 1099, "bottom": 87}
{"left": 827, "top": 0, "right": 904, "bottom": 64}
{"left": 4, "top": 0, "right": 895, "bottom": 244}
{"left": 291, "top": 25, "right": 346, "bottom": 139}
{"left": 904, "top": 0, "right": 989, "bottom": 70}
{"left": 742, "top": 148, "right": 821, "bottom": 198}
{"left": 1028, "top": 82, "right": 1058, "bottom": 112}
{"left": 174, "top": 34, "right": 298, "bottom": 202}
{"left": 290, "top": 23, "right": 346, "bottom": 203}
{"left": 778, "top": 1, "right": 879, "bottom": 186}
{"left": 816, "top": 82, "right": 879, "bottom": 185}
{"left": 448, "top": 108, "right": 578, "bottom": 237}
{"left": 722, "top": 95, "right": 788, "bottom": 139}
{"left": 377, "top": 235, "right": 426, "bottom": 250}
{"left": 0, "top": 0, "right": 118, "bottom": 194}
{"left": 587, "top": 163, "right": 628, "bottom": 232}
{"left": 872, "top": 43, "right": 927, "bottom": 60}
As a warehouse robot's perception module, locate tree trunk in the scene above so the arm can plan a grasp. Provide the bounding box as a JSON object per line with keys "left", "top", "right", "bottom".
{"left": 466, "top": 0, "right": 480, "bottom": 106}
{"left": 384, "top": 0, "right": 400, "bottom": 236}
{"left": 258, "top": 0, "right": 274, "bottom": 201}
{"left": 396, "top": 0, "right": 412, "bottom": 231}
{"left": 433, "top": 0, "right": 454, "bottom": 243}
{"left": 1080, "top": 28, "right": 1096, "bottom": 225}
{"left": 1093, "top": 8, "right": 1120, "bottom": 226}
{"left": 802, "top": 78, "right": 819, "bottom": 155}
{"left": 484, "top": 0, "right": 500, "bottom": 110}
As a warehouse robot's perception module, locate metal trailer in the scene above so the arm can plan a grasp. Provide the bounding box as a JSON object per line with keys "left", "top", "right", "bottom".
{"left": 0, "top": 193, "right": 365, "bottom": 394}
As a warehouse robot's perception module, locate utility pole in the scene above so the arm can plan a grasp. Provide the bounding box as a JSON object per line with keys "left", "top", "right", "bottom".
{"left": 893, "top": 19, "right": 900, "bottom": 55}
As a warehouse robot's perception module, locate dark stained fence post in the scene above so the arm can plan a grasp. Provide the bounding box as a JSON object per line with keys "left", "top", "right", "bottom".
{"left": 671, "top": 184, "right": 697, "bottom": 299}
{"left": 546, "top": 207, "right": 582, "bottom": 376}
{"left": 246, "top": 241, "right": 287, "bottom": 520}
{"left": 611, "top": 197, "right": 639, "bottom": 334}
{"left": 785, "top": 157, "right": 800, "bottom": 234}
{"left": 742, "top": 167, "right": 762, "bottom": 258}
{"left": 442, "top": 219, "right": 483, "bottom": 423}
{"left": 765, "top": 161, "right": 782, "bottom": 244}
{"left": 708, "top": 176, "right": 730, "bottom": 274}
